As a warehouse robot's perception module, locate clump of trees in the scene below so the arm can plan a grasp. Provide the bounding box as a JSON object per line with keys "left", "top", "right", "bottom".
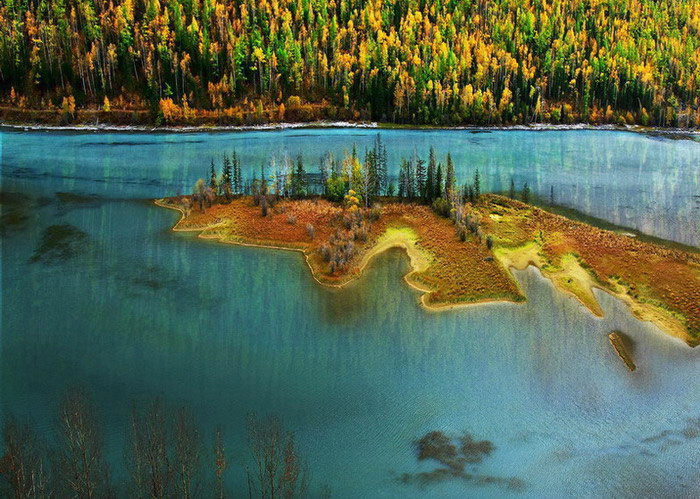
{"left": 0, "top": 391, "right": 322, "bottom": 498}
{"left": 179, "top": 133, "right": 545, "bottom": 259}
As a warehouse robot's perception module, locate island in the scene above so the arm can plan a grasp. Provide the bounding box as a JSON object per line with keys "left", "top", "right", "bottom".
{"left": 156, "top": 188, "right": 700, "bottom": 347}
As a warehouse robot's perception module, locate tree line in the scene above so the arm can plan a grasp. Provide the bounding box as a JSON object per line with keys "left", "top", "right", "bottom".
{"left": 195, "top": 134, "right": 534, "bottom": 211}
{"left": 1, "top": 0, "right": 699, "bottom": 127}
{"left": 0, "top": 390, "right": 326, "bottom": 498}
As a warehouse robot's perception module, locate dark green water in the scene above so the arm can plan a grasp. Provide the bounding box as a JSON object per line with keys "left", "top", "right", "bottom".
{"left": 2, "top": 128, "right": 699, "bottom": 497}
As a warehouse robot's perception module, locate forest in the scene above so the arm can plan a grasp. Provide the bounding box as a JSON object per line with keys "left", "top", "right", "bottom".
{"left": 1, "top": 0, "right": 699, "bottom": 126}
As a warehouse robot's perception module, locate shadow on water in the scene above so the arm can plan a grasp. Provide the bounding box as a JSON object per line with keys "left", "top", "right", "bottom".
{"left": 398, "top": 430, "right": 525, "bottom": 492}
{"left": 0, "top": 191, "right": 31, "bottom": 234}
{"left": 29, "top": 224, "right": 91, "bottom": 264}
{"left": 318, "top": 247, "right": 415, "bottom": 326}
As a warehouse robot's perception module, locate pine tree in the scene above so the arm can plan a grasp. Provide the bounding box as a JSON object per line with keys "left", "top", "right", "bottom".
{"left": 222, "top": 154, "right": 232, "bottom": 198}
{"left": 292, "top": 154, "right": 306, "bottom": 198}
{"left": 445, "top": 153, "right": 455, "bottom": 197}
{"left": 426, "top": 147, "right": 436, "bottom": 202}
{"left": 378, "top": 137, "right": 388, "bottom": 194}
{"left": 232, "top": 151, "right": 242, "bottom": 195}
{"left": 209, "top": 159, "right": 217, "bottom": 191}
{"left": 406, "top": 158, "right": 415, "bottom": 199}
{"left": 319, "top": 153, "right": 330, "bottom": 197}
{"left": 435, "top": 163, "right": 444, "bottom": 200}
{"left": 415, "top": 157, "right": 426, "bottom": 200}
{"left": 398, "top": 160, "right": 408, "bottom": 198}
{"left": 473, "top": 168, "right": 481, "bottom": 201}
{"left": 509, "top": 178, "right": 516, "bottom": 199}
{"left": 522, "top": 182, "right": 530, "bottom": 203}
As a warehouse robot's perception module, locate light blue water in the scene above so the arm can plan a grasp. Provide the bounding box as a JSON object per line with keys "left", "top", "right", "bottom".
{"left": 2, "top": 129, "right": 700, "bottom": 497}
{"left": 2, "top": 128, "right": 698, "bottom": 245}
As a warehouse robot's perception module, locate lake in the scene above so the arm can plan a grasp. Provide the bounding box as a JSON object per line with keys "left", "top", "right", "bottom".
{"left": 1, "top": 128, "right": 700, "bottom": 497}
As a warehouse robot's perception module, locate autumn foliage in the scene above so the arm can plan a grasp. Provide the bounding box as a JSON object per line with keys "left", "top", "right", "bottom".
{"left": 2, "top": 0, "right": 699, "bottom": 126}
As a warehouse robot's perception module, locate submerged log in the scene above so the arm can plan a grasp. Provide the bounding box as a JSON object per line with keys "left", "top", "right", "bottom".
{"left": 609, "top": 331, "right": 636, "bottom": 371}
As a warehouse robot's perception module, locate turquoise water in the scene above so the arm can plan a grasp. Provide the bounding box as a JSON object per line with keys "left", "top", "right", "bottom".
{"left": 2, "top": 128, "right": 700, "bottom": 497}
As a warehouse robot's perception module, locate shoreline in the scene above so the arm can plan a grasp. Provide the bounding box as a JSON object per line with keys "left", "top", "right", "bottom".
{"left": 155, "top": 199, "right": 525, "bottom": 313}
{"left": 3, "top": 120, "right": 700, "bottom": 139}
{"left": 155, "top": 198, "right": 697, "bottom": 343}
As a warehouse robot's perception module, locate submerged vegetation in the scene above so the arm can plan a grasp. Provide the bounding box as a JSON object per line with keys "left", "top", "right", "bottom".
{"left": 157, "top": 136, "right": 700, "bottom": 345}
{"left": 29, "top": 224, "right": 90, "bottom": 264}
{"left": 399, "top": 430, "right": 523, "bottom": 491}
{"left": 1, "top": 0, "right": 699, "bottom": 126}
{"left": 0, "top": 390, "right": 316, "bottom": 497}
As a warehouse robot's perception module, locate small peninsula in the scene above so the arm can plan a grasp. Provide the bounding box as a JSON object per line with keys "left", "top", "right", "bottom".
{"left": 156, "top": 192, "right": 700, "bottom": 347}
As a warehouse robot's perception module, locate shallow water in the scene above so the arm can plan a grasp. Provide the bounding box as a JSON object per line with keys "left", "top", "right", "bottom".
{"left": 1, "top": 129, "right": 700, "bottom": 497}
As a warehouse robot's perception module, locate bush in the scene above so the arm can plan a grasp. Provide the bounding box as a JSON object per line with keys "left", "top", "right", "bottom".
{"left": 286, "top": 214, "right": 297, "bottom": 225}
{"left": 286, "top": 95, "right": 302, "bottom": 108}
{"left": 353, "top": 223, "right": 368, "bottom": 242}
{"left": 320, "top": 244, "right": 331, "bottom": 262}
{"left": 306, "top": 223, "right": 315, "bottom": 239}
{"left": 457, "top": 225, "right": 468, "bottom": 242}
{"left": 432, "top": 197, "right": 451, "bottom": 218}
{"left": 486, "top": 235, "right": 493, "bottom": 249}
{"left": 369, "top": 204, "right": 382, "bottom": 222}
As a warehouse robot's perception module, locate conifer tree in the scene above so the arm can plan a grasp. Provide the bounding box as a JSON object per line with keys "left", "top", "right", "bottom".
{"left": 415, "top": 156, "right": 426, "bottom": 200}
{"left": 426, "top": 147, "right": 436, "bottom": 202}
{"left": 232, "top": 151, "right": 242, "bottom": 195}
{"left": 209, "top": 159, "right": 217, "bottom": 191}
{"left": 445, "top": 153, "right": 455, "bottom": 197}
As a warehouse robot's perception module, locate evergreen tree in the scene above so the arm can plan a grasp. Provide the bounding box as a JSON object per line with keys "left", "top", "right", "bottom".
{"left": 364, "top": 147, "right": 379, "bottom": 200}
{"left": 319, "top": 153, "right": 330, "bottom": 197}
{"left": 445, "top": 153, "right": 455, "bottom": 197}
{"left": 522, "top": 182, "right": 531, "bottom": 203}
{"left": 415, "top": 156, "right": 426, "bottom": 200}
{"left": 426, "top": 147, "right": 436, "bottom": 202}
{"left": 509, "top": 178, "right": 516, "bottom": 199}
{"left": 398, "top": 160, "right": 408, "bottom": 198}
{"left": 209, "top": 159, "right": 217, "bottom": 191}
{"left": 406, "top": 158, "right": 416, "bottom": 199}
{"left": 435, "top": 163, "right": 444, "bottom": 200}
{"left": 473, "top": 168, "right": 481, "bottom": 201}
{"left": 232, "top": 151, "right": 242, "bottom": 195}
{"left": 222, "top": 154, "right": 233, "bottom": 198}
{"left": 292, "top": 154, "right": 306, "bottom": 198}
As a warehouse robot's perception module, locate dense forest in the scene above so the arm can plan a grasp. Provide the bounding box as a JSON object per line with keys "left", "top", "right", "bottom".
{"left": 1, "top": 0, "right": 699, "bottom": 126}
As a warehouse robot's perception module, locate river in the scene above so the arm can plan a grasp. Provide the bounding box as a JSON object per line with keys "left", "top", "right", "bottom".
{"left": 1, "top": 128, "right": 699, "bottom": 497}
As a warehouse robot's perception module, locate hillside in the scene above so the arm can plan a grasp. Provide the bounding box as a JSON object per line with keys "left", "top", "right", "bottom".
{"left": 1, "top": 0, "right": 699, "bottom": 126}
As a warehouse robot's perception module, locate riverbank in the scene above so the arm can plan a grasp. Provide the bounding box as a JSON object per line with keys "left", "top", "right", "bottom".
{"left": 2, "top": 114, "right": 699, "bottom": 140}
{"left": 156, "top": 194, "right": 700, "bottom": 346}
